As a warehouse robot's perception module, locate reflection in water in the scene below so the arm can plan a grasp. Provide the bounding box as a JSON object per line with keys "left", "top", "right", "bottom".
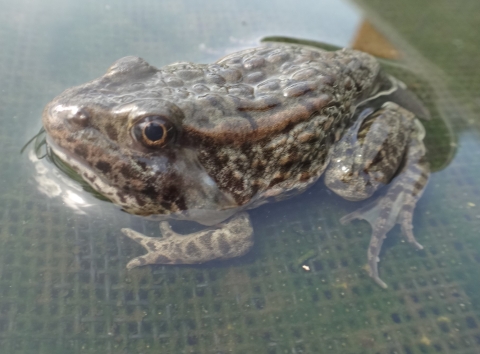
{"left": 29, "top": 149, "right": 93, "bottom": 215}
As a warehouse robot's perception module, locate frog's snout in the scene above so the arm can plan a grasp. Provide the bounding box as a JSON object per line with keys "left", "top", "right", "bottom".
{"left": 44, "top": 103, "right": 92, "bottom": 133}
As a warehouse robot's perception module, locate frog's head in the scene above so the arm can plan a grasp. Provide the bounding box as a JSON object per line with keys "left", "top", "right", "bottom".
{"left": 42, "top": 56, "right": 237, "bottom": 218}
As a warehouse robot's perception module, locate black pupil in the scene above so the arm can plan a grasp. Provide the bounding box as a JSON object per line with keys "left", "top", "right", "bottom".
{"left": 144, "top": 123, "right": 164, "bottom": 141}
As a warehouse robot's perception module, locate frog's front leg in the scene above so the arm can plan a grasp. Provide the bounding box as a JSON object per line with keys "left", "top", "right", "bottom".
{"left": 325, "top": 102, "right": 430, "bottom": 288}
{"left": 121, "top": 212, "right": 254, "bottom": 269}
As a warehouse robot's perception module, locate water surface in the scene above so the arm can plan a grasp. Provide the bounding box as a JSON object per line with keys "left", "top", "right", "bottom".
{"left": 0, "top": 0, "right": 479, "bottom": 353}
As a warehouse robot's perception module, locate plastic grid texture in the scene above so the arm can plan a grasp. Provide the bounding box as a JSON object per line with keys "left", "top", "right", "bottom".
{"left": 0, "top": 0, "right": 479, "bottom": 353}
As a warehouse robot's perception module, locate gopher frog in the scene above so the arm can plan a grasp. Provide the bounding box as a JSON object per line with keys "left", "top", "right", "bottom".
{"left": 42, "top": 44, "right": 429, "bottom": 288}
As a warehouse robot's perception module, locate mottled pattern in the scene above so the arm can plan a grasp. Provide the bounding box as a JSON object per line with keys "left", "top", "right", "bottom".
{"left": 197, "top": 112, "right": 336, "bottom": 204}
{"left": 121, "top": 212, "right": 254, "bottom": 268}
{"left": 42, "top": 44, "right": 430, "bottom": 287}
{"left": 325, "top": 102, "right": 413, "bottom": 201}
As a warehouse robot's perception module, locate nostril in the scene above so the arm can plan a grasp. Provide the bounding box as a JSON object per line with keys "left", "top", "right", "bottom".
{"left": 68, "top": 108, "right": 90, "bottom": 127}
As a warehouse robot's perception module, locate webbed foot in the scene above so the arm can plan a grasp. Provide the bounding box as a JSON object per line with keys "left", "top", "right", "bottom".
{"left": 340, "top": 147, "right": 429, "bottom": 288}
{"left": 122, "top": 212, "right": 254, "bottom": 269}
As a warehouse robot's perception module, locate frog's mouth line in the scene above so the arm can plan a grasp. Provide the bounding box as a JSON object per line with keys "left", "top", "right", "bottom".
{"left": 36, "top": 131, "right": 114, "bottom": 203}
{"left": 23, "top": 127, "right": 107, "bottom": 201}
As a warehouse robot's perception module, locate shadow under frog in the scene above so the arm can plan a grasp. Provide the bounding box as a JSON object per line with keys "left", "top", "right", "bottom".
{"left": 41, "top": 42, "right": 437, "bottom": 288}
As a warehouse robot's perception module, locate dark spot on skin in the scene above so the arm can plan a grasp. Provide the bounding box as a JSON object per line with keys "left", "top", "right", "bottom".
{"left": 185, "top": 241, "right": 202, "bottom": 258}
{"left": 280, "top": 121, "right": 296, "bottom": 135}
{"left": 161, "top": 185, "right": 187, "bottom": 211}
{"left": 280, "top": 159, "right": 294, "bottom": 171}
{"left": 413, "top": 180, "right": 426, "bottom": 192}
{"left": 344, "top": 79, "right": 353, "bottom": 91}
{"left": 219, "top": 170, "right": 246, "bottom": 204}
{"left": 73, "top": 145, "right": 89, "bottom": 159}
{"left": 199, "top": 232, "right": 214, "bottom": 250}
{"left": 172, "top": 199, "right": 186, "bottom": 212}
{"left": 105, "top": 123, "right": 118, "bottom": 141}
{"left": 95, "top": 160, "right": 111, "bottom": 173}
{"left": 249, "top": 184, "right": 260, "bottom": 197}
{"left": 142, "top": 185, "right": 159, "bottom": 199}
{"left": 155, "top": 255, "right": 172, "bottom": 264}
{"left": 120, "top": 165, "right": 136, "bottom": 179}
{"left": 298, "top": 159, "right": 312, "bottom": 171}
{"left": 84, "top": 174, "right": 95, "bottom": 183}
{"left": 160, "top": 201, "right": 172, "bottom": 210}
{"left": 319, "top": 74, "right": 336, "bottom": 86}
{"left": 161, "top": 185, "right": 179, "bottom": 201}
{"left": 217, "top": 235, "right": 231, "bottom": 255}
{"left": 268, "top": 175, "right": 286, "bottom": 188}
{"left": 146, "top": 241, "right": 157, "bottom": 251}
{"left": 299, "top": 172, "right": 312, "bottom": 182}
{"left": 134, "top": 195, "right": 146, "bottom": 207}
{"left": 116, "top": 192, "right": 127, "bottom": 204}
{"left": 136, "top": 160, "right": 148, "bottom": 171}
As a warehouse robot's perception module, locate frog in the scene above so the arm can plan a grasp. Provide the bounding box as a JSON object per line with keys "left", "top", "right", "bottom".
{"left": 42, "top": 43, "right": 430, "bottom": 288}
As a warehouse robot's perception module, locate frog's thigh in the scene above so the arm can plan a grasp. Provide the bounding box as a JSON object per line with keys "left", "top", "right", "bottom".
{"left": 325, "top": 103, "right": 411, "bottom": 201}
{"left": 326, "top": 102, "right": 430, "bottom": 288}
{"left": 121, "top": 212, "right": 254, "bottom": 270}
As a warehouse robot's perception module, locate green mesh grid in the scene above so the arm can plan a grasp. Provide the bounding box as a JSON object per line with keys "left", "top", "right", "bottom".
{"left": 0, "top": 0, "right": 479, "bottom": 353}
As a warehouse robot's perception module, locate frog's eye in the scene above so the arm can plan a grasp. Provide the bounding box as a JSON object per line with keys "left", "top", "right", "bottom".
{"left": 132, "top": 116, "right": 176, "bottom": 147}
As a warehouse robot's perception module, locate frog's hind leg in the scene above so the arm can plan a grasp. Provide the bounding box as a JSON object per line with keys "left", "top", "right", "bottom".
{"left": 340, "top": 119, "right": 429, "bottom": 288}
{"left": 121, "top": 212, "right": 254, "bottom": 270}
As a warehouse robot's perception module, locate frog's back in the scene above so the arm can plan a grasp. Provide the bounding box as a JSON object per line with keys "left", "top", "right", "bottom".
{"left": 49, "top": 44, "right": 381, "bottom": 145}
{"left": 166, "top": 45, "right": 381, "bottom": 143}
